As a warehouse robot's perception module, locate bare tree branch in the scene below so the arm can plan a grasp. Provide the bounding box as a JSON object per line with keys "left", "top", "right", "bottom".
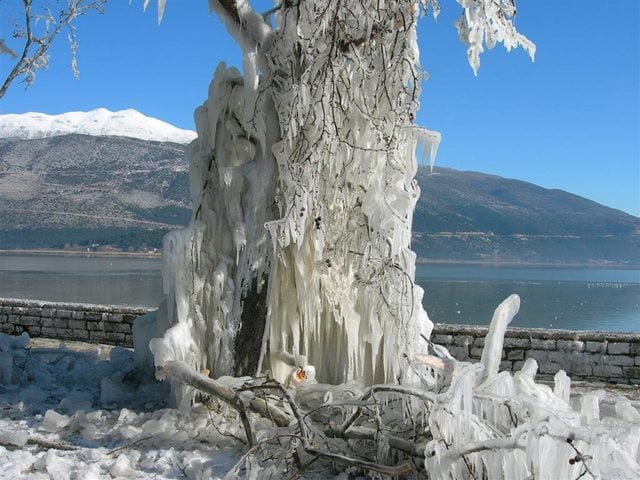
{"left": 0, "top": 0, "right": 106, "bottom": 99}
{"left": 159, "top": 361, "right": 291, "bottom": 428}
{"left": 209, "top": 0, "right": 273, "bottom": 54}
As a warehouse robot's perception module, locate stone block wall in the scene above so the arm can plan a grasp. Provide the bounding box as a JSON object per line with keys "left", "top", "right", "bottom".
{"left": 432, "top": 324, "right": 640, "bottom": 385}
{"left": 0, "top": 298, "right": 153, "bottom": 348}
{"left": 1, "top": 297, "right": 638, "bottom": 384}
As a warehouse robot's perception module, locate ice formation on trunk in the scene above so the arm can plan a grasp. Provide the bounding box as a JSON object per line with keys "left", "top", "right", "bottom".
{"left": 129, "top": 2, "right": 640, "bottom": 477}
{"left": 144, "top": 0, "right": 536, "bottom": 398}
{"left": 149, "top": 1, "right": 446, "bottom": 395}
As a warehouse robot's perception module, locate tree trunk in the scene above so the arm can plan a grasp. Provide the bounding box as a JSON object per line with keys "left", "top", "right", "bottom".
{"left": 148, "top": 1, "right": 440, "bottom": 403}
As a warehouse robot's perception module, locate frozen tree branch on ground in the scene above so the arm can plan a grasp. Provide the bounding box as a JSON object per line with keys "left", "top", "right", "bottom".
{"left": 0, "top": 0, "right": 106, "bottom": 99}
{"left": 154, "top": 293, "right": 640, "bottom": 479}
{"left": 158, "top": 361, "right": 290, "bottom": 428}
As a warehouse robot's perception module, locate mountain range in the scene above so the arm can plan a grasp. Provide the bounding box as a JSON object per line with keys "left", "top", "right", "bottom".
{"left": 0, "top": 109, "right": 196, "bottom": 144}
{"left": 0, "top": 109, "right": 638, "bottom": 265}
{"left": 414, "top": 168, "right": 639, "bottom": 265}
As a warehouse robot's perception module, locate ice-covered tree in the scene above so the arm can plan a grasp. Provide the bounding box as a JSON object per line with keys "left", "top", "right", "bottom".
{"left": 129, "top": 3, "right": 640, "bottom": 477}
{"left": 0, "top": 0, "right": 106, "bottom": 99}
{"left": 146, "top": 0, "right": 535, "bottom": 393}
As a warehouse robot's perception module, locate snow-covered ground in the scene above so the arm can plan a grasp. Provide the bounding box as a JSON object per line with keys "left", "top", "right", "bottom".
{"left": 0, "top": 109, "right": 197, "bottom": 144}
{"left": 0, "top": 334, "right": 249, "bottom": 480}
{"left": 2, "top": 332, "right": 639, "bottom": 479}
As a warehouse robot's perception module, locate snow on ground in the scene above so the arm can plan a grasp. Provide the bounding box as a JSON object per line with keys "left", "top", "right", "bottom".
{"left": 2, "top": 332, "right": 639, "bottom": 479}
{"left": 0, "top": 333, "right": 249, "bottom": 479}
{"left": 0, "top": 109, "right": 197, "bottom": 144}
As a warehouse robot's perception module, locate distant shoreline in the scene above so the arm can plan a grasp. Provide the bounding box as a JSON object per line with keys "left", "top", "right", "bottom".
{"left": 0, "top": 249, "right": 161, "bottom": 259}
{"left": 415, "top": 258, "right": 640, "bottom": 269}
{"left": 1, "top": 248, "right": 637, "bottom": 269}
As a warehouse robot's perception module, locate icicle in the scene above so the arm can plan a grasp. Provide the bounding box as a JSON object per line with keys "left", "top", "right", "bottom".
{"left": 479, "top": 294, "right": 520, "bottom": 383}
{"left": 553, "top": 369, "right": 571, "bottom": 403}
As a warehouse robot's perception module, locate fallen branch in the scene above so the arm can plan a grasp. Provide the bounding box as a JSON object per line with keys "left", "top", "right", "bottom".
{"left": 1, "top": 435, "right": 76, "bottom": 451}
{"left": 160, "top": 361, "right": 290, "bottom": 428}
{"left": 108, "top": 436, "right": 153, "bottom": 456}
{"left": 262, "top": 380, "right": 418, "bottom": 476}
{"left": 332, "top": 425, "right": 427, "bottom": 459}
{"left": 335, "top": 383, "right": 435, "bottom": 435}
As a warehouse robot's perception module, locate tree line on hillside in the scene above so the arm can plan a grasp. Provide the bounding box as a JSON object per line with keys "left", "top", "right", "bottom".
{"left": 0, "top": 227, "right": 168, "bottom": 251}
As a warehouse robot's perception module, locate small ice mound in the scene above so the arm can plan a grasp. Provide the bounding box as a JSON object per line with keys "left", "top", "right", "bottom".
{"left": 117, "top": 407, "right": 138, "bottom": 424}
{"left": 75, "top": 410, "right": 106, "bottom": 442}
{"left": 0, "top": 430, "right": 28, "bottom": 447}
{"left": 33, "top": 450, "right": 74, "bottom": 480}
{"left": 0, "top": 449, "right": 37, "bottom": 478}
{"left": 57, "top": 391, "right": 94, "bottom": 413}
{"left": 110, "top": 346, "right": 134, "bottom": 374}
{"left": 39, "top": 409, "right": 71, "bottom": 433}
{"left": 109, "top": 454, "right": 134, "bottom": 477}
{"left": 0, "top": 331, "right": 30, "bottom": 385}
{"left": 101, "top": 377, "right": 127, "bottom": 408}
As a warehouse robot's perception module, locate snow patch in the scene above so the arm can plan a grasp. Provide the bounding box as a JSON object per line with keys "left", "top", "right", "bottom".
{"left": 0, "top": 108, "right": 197, "bottom": 144}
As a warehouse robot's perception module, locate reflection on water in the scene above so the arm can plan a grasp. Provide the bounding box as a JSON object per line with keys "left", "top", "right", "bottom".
{"left": 1, "top": 255, "right": 638, "bottom": 332}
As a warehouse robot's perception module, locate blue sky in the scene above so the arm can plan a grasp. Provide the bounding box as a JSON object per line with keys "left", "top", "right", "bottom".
{"left": 1, "top": 0, "right": 639, "bottom": 216}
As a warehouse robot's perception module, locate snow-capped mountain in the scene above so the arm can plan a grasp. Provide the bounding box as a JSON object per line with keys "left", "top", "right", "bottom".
{"left": 0, "top": 108, "right": 197, "bottom": 144}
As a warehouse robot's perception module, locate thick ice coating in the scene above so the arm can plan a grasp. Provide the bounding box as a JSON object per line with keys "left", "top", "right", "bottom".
{"left": 147, "top": 1, "right": 443, "bottom": 396}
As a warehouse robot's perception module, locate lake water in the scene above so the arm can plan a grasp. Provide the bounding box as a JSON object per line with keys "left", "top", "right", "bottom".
{"left": 0, "top": 254, "right": 164, "bottom": 308}
{"left": 0, "top": 254, "right": 638, "bottom": 332}
{"left": 415, "top": 264, "right": 640, "bottom": 332}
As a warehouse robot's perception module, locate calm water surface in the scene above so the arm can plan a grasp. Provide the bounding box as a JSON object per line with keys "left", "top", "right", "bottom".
{"left": 415, "top": 264, "right": 640, "bottom": 332}
{"left": 0, "top": 254, "right": 163, "bottom": 308}
{"left": 0, "top": 254, "right": 638, "bottom": 332}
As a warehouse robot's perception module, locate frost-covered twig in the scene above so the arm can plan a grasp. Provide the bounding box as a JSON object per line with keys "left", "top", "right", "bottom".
{"left": 107, "top": 436, "right": 153, "bottom": 456}
{"left": 567, "top": 435, "right": 596, "bottom": 480}
{"left": 0, "top": 0, "right": 106, "bottom": 99}
{"left": 328, "top": 426, "right": 427, "bottom": 459}
{"left": 25, "top": 436, "right": 76, "bottom": 451}
{"left": 335, "top": 384, "right": 435, "bottom": 436}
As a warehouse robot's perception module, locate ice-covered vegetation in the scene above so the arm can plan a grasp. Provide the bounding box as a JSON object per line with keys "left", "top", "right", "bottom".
{"left": 2, "top": 301, "right": 639, "bottom": 478}
{"left": 0, "top": 0, "right": 107, "bottom": 99}
{"left": 148, "top": 0, "right": 536, "bottom": 398}
{"left": 132, "top": 0, "right": 640, "bottom": 478}
{"left": 2, "top": 0, "right": 638, "bottom": 478}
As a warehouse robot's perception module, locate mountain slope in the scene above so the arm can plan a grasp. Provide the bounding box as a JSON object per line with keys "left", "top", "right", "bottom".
{"left": 413, "top": 167, "right": 640, "bottom": 265}
{"left": 0, "top": 134, "right": 191, "bottom": 249}
{"left": 0, "top": 109, "right": 197, "bottom": 144}
{"left": 0, "top": 129, "right": 637, "bottom": 264}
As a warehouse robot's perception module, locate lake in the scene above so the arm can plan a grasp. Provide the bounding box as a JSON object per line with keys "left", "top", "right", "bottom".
{"left": 415, "top": 264, "right": 639, "bottom": 332}
{"left": 0, "top": 253, "right": 638, "bottom": 332}
{"left": 0, "top": 254, "right": 164, "bottom": 308}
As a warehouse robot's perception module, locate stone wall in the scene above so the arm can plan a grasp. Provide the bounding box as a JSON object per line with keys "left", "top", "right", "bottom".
{"left": 432, "top": 324, "right": 640, "bottom": 385}
{"left": 1, "top": 297, "right": 638, "bottom": 384}
{"left": 0, "top": 298, "right": 153, "bottom": 348}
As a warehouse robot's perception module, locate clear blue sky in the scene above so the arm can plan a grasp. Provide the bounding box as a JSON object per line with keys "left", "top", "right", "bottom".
{"left": 1, "top": 0, "right": 638, "bottom": 216}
